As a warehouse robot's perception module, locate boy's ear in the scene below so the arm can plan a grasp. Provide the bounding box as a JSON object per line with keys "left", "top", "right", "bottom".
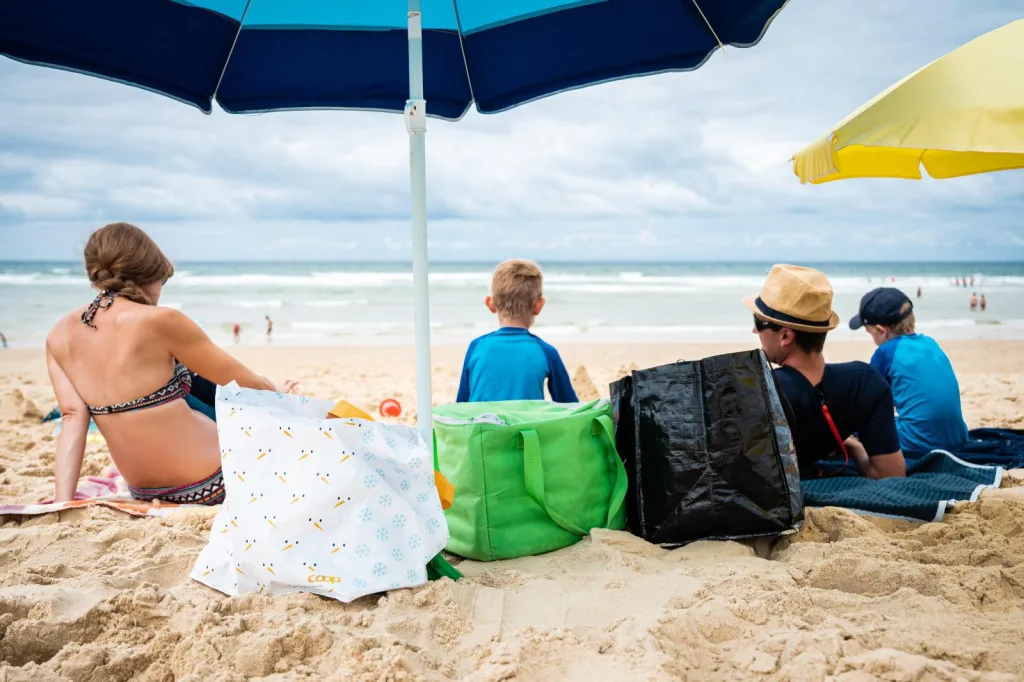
{"left": 485, "top": 296, "right": 498, "bottom": 314}
{"left": 533, "top": 297, "right": 545, "bottom": 316}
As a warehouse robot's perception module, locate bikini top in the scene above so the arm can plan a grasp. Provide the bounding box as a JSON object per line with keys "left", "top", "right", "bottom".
{"left": 82, "top": 291, "right": 193, "bottom": 416}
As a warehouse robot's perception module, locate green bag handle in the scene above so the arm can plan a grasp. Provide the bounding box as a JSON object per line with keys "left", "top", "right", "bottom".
{"left": 520, "top": 414, "right": 628, "bottom": 537}
{"left": 432, "top": 429, "right": 439, "bottom": 470}
{"left": 592, "top": 415, "right": 628, "bottom": 528}
{"left": 520, "top": 429, "right": 587, "bottom": 536}
{"left": 427, "top": 553, "right": 462, "bottom": 581}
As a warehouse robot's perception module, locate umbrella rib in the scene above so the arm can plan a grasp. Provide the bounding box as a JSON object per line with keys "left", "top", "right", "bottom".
{"left": 690, "top": 1, "right": 725, "bottom": 51}
{"left": 450, "top": 1, "right": 479, "bottom": 108}
{"left": 211, "top": 0, "right": 256, "bottom": 105}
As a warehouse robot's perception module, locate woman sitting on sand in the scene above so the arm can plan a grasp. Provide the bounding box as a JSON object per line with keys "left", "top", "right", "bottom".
{"left": 47, "top": 222, "right": 295, "bottom": 504}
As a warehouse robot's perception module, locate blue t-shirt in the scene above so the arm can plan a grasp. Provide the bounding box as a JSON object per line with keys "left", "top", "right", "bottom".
{"left": 457, "top": 328, "right": 578, "bottom": 403}
{"left": 870, "top": 334, "right": 968, "bottom": 453}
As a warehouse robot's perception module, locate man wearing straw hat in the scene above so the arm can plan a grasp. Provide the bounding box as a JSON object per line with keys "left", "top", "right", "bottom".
{"left": 745, "top": 265, "right": 906, "bottom": 480}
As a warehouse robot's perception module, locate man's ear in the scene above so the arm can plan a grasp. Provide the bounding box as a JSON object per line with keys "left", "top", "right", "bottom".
{"left": 533, "top": 297, "right": 545, "bottom": 316}
{"left": 779, "top": 327, "right": 796, "bottom": 348}
{"left": 485, "top": 296, "right": 498, "bottom": 314}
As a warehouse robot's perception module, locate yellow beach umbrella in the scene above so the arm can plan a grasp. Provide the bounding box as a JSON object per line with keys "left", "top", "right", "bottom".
{"left": 793, "top": 19, "right": 1024, "bottom": 184}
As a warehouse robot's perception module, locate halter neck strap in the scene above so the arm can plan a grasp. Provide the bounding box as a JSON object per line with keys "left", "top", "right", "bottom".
{"left": 82, "top": 291, "right": 115, "bottom": 329}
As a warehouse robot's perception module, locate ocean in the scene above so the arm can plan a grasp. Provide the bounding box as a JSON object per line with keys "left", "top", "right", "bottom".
{"left": 1, "top": 261, "right": 1022, "bottom": 349}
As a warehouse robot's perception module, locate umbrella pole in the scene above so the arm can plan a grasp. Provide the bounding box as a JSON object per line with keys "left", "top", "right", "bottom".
{"left": 405, "top": 0, "right": 433, "bottom": 448}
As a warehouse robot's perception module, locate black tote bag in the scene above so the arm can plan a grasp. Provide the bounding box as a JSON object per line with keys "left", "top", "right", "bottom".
{"left": 609, "top": 350, "right": 802, "bottom": 545}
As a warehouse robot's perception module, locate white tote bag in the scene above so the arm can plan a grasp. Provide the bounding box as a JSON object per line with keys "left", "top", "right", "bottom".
{"left": 191, "top": 383, "right": 450, "bottom": 602}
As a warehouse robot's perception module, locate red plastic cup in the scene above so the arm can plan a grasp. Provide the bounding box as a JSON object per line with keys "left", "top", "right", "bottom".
{"left": 379, "top": 398, "right": 402, "bottom": 418}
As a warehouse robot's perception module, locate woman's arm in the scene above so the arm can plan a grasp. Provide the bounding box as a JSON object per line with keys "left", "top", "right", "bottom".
{"left": 46, "top": 343, "right": 90, "bottom": 502}
{"left": 154, "top": 308, "right": 279, "bottom": 391}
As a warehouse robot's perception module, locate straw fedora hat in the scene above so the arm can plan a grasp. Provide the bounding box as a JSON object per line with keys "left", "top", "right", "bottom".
{"left": 742, "top": 265, "right": 840, "bottom": 333}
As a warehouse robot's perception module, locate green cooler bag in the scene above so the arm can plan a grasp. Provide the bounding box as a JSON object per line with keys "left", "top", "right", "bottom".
{"left": 433, "top": 400, "right": 627, "bottom": 561}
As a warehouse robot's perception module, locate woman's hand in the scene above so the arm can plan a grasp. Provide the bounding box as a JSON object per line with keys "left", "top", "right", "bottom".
{"left": 275, "top": 379, "right": 300, "bottom": 394}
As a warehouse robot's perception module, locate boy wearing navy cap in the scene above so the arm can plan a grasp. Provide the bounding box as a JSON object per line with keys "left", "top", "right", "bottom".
{"left": 850, "top": 288, "right": 968, "bottom": 454}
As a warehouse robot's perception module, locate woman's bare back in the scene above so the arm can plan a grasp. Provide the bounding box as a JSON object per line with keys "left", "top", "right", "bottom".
{"left": 48, "top": 300, "right": 220, "bottom": 488}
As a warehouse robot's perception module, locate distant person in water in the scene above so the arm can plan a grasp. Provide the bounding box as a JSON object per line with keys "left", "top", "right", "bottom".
{"left": 980, "top": 294, "right": 987, "bottom": 312}
{"left": 265, "top": 315, "right": 273, "bottom": 342}
{"left": 0, "top": 331, "right": 6, "bottom": 348}
{"left": 233, "top": 323, "right": 241, "bottom": 344}
{"left": 916, "top": 286, "right": 922, "bottom": 298}
{"left": 970, "top": 292, "right": 978, "bottom": 311}
{"left": 45, "top": 222, "right": 297, "bottom": 505}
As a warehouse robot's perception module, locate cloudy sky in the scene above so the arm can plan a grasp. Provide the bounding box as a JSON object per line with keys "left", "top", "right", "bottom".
{"left": 1, "top": 0, "right": 1021, "bottom": 263}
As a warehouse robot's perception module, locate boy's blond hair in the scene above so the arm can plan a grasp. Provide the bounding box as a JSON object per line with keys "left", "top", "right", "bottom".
{"left": 492, "top": 259, "right": 543, "bottom": 321}
{"left": 884, "top": 304, "right": 916, "bottom": 337}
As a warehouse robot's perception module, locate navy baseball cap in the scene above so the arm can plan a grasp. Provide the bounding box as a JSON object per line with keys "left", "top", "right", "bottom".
{"left": 849, "top": 288, "right": 913, "bottom": 329}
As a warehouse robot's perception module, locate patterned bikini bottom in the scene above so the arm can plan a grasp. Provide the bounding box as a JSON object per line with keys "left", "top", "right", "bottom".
{"left": 128, "top": 469, "right": 225, "bottom": 506}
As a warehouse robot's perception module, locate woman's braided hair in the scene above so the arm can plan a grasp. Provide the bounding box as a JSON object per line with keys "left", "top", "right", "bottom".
{"left": 84, "top": 222, "right": 174, "bottom": 305}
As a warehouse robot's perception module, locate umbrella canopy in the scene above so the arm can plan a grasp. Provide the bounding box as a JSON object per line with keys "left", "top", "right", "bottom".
{"left": 2, "top": 0, "right": 788, "bottom": 117}
{"left": 2, "top": 0, "right": 790, "bottom": 442}
{"left": 793, "top": 19, "right": 1024, "bottom": 184}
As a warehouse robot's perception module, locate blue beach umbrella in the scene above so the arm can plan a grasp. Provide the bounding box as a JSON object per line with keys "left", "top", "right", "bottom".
{"left": 2, "top": 0, "right": 790, "bottom": 442}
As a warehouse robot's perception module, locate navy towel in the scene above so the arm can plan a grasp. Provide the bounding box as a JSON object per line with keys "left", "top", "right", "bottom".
{"left": 801, "top": 450, "right": 1003, "bottom": 522}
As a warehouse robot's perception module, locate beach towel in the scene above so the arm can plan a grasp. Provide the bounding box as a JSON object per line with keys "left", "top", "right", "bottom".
{"left": 816, "top": 428, "right": 1024, "bottom": 476}
{"left": 942, "top": 428, "right": 1024, "bottom": 469}
{"left": 801, "top": 450, "right": 1003, "bottom": 522}
{"left": 0, "top": 469, "right": 213, "bottom": 518}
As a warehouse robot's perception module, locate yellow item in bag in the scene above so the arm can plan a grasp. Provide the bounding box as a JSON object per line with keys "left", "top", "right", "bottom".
{"left": 435, "top": 471, "right": 455, "bottom": 511}
{"left": 327, "top": 400, "right": 374, "bottom": 421}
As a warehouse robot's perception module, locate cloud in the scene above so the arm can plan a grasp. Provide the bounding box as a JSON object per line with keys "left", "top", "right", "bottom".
{"left": 1, "top": 0, "right": 1022, "bottom": 262}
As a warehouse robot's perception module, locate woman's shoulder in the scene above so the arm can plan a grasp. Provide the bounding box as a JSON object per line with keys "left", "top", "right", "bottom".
{"left": 46, "top": 309, "right": 86, "bottom": 345}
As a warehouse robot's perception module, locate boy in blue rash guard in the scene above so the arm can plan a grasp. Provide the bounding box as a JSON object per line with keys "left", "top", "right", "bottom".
{"left": 850, "top": 287, "right": 969, "bottom": 454}
{"left": 457, "top": 259, "right": 578, "bottom": 403}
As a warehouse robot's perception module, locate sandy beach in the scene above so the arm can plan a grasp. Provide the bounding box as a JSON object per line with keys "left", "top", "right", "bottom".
{"left": 1, "top": 340, "right": 1023, "bottom": 681}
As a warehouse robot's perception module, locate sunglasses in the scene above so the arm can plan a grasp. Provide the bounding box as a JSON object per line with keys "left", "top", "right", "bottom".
{"left": 753, "top": 315, "right": 782, "bottom": 332}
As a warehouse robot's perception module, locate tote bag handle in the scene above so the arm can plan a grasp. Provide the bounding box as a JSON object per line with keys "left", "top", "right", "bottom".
{"left": 593, "top": 415, "right": 628, "bottom": 528}
{"left": 519, "top": 415, "right": 628, "bottom": 536}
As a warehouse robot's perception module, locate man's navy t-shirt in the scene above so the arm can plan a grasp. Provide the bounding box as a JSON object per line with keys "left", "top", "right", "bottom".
{"left": 456, "top": 328, "right": 577, "bottom": 403}
{"left": 774, "top": 362, "right": 900, "bottom": 476}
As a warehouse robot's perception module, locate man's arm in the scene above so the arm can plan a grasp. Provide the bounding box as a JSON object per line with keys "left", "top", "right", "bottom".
{"left": 46, "top": 344, "right": 90, "bottom": 502}
{"left": 853, "top": 370, "right": 906, "bottom": 478}
{"left": 846, "top": 436, "right": 906, "bottom": 479}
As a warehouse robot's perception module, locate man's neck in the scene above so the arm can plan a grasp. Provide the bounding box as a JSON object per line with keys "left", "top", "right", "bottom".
{"left": 782, "top": 350, "right": 826, "bottom": 386}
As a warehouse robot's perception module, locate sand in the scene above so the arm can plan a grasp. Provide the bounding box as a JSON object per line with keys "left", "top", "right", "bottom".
{"left": 1, "top": 340, "right": 1023, "bottom": 682}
